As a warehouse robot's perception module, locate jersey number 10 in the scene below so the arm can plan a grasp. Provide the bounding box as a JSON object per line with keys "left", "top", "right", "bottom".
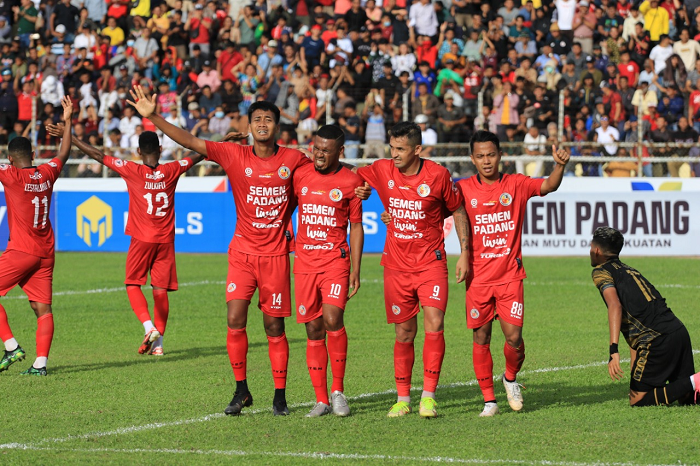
{"left": 143, "top": 192, "right": 170, "bottom": 217}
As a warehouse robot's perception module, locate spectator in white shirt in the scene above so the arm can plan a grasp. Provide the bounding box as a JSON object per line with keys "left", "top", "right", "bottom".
{"left": 650, "top": 34, "right": 674, "bottom": 75}
{"left": 522, "top": 125, "right": 547, "bottom": 175}
{"left": 119, "top": 106, "right": 142, "bottom": 147}
{"left": 595, "top": 116, "right": 620, "bottom": 156}
{"left": 409, "top": 0, "right": 438, "bottom": 38}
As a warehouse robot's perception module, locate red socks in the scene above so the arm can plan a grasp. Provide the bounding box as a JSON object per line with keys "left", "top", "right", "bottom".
{"left": 126, "top": 286, "right": 150, "bottom": 324}
{"left": 36, "top": 313, "right": 54, "bottom": 358}
{"left": 0, "top": 303, "right": 14, "bottom": 342}
{"left": 152, "top": 289, "right": 169, "bottom": 335}
{"left": 327, "top": 327, "right": 347, "bottom": 393}
{"left": 423, "top": 330, "right": 445, "bottom": 393}
{"left": 227, "top": 327, "right": 248, "bottom": 381}
{"left": 504, "top": 340, "right": 526, "bottom": 381}
{"left": 307, "top": 339, "right": 329, "bottom": 405}
{"left": 394, "top": 340, "right": 415, "bottom": 397}
{"left": 267, "top": 333, "right": 289, "bottom": 389}
{"left": 473, "top": 342, "right": 495, "bottom": 402}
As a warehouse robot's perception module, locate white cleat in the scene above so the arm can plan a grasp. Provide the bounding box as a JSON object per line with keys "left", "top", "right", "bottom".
{"left": 502, "top": 374, "right": 524, "bottom": 411}
{"left": 306, "top": 402, "right": 332, "bottom": 418}
{"left": 479, "top": 402, "right": 500, "bottom": 417}
{"left": 330, "top": 391, "right": 351, "bottom": 417}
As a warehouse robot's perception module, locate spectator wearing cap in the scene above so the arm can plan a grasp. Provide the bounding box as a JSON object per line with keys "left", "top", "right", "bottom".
{"left": 352, "top": 26, "right": 372, "bottom": 63}
{"left": 436, "top": 91, "right": 467, "bottom": 143}
{"left": 415, "top": 114, "right": 437, "bottom": 157}
{"left": 639, "top": 0, "right": 669, "bottom": 43}
{"left": 409, "top": 0, "right": 439, "bottom": 40}
{"left": 622, "top": 5, "right": 645, "bottom": 42}
{"left": 650, "top": 34, "right": 673, "bottom": 74}
{"left": 13, "top": 0, "right": 38, "bottom": 49}
{"left": 580, "top": 55, "right": 603, "bottom": 87}
{"left": 591, "top": 44, "right": 609, "bottom": 73}
{"left": 547, "top": 24, "right": 571, "bottom": 57}
{"left": 187, "top": 4, "right": 213, "bottom": 56}
{"left": 573, "top": 0, "right": 596, "bottom": 54}
{"left": 258, "top": 40, "right": 282, "bottom": 80}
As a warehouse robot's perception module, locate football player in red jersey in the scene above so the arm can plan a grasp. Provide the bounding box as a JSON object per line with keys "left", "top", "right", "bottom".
{"left": 293, "top": 125, "right": 364, "bottom": 417}
{"left": 0, "top": 96, "right": 73, "bottom": 376}
{"left": 357, "top": 122, "right": 470, "bottom": 418}
{"left": 46, "top": 124, "right": 205, "bottom": 356}
{"left": 456, "top": 130, "right": 569, "bottom": 416}
{"left": 127, "top": 86, "right": 370, "bottom": 416}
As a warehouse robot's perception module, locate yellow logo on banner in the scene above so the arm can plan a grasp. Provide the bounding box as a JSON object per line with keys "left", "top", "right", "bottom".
{"left": 76, "top": 196, "right": 113, "bottom": 247}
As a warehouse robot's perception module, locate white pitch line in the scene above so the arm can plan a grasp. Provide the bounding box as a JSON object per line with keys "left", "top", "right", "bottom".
{"left": 0, "top": 445, "right": 690, "bottom": 466}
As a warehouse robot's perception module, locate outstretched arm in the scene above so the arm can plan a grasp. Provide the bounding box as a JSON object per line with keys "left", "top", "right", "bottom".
{"left": 55, "top": 97, "right": 73, "bottom": 166}
{"left": 452, "top": 205, "right": 470, "bottom": 283}
{"left": 540, "top": 145, "right": 570, "bottom": 195}
{"left": 127, "top": 85, "right": 208, "bottom": 156}
{"left": 46, "top": 122, "right": 105, "bottom": 164}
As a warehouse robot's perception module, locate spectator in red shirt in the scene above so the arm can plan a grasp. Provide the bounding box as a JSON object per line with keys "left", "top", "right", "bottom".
{"left": 617, "top": 50, "right": 639, "bottom": 87}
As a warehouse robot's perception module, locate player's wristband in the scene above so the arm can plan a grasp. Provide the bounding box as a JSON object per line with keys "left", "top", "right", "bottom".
{"left": 608, "top": 343, "right": 619, "bottom": 362}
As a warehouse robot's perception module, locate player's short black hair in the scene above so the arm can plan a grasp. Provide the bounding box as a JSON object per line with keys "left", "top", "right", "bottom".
{"left": 248, "top": 101, "right": 281, "bottom": 124}
{"left": 592, "top": 227, "right": 624, "bottom": 256}
{"left": 469, "top": 130, "right": 500, "bottom": 154}
{"left": 139, "top": 131, "right": 160, "bottom": 156}
{"left": 8, "top": 136, "right": 32, "bottom": 160}
{"left": 388, "top": 121, "right": 422, "bottom": 147}
{"left": 316, "top": 124, "right": 345, "bottom": 147}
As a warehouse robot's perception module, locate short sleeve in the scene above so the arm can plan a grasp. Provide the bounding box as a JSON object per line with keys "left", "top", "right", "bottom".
{"left": 103, "top": 155, "right": 128, "bottom": 177}
{"left": 592, "top": 267, "right": 616, "bottom": 294}
{"left": 349, "top": 196, "right": 363, "bottom": 223}
{"left": 205, "top": 140, "right": 239, "bottom": 170}
{"left": 517, "top": 174, "right": 546, "bottom": 198}
{"left": 442, "top": 170, "right": 463, "bottom": 213}
{"left": 356, "top": 163, "right": 379, "bottom": 187}
{"left": 174, "top": 157, "right": 194, "bottom": 176}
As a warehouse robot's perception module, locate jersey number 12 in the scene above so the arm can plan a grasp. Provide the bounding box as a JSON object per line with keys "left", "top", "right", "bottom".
{"left": 143, "top": 192, "right": 170, "bottom": 217}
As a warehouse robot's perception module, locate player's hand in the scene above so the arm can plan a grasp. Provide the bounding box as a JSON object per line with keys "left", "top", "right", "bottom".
{"left": 46, "top": 123, "right": 65, "bottom": 138}
{"left": 455, "top": 250, "right": 469, "bottom": 283}
{"left": 608, "top": 353, "right": 624, "bottom": 381}
{"left": 222, "top": 131, "right": 249, "bottom": 142}
{"left": 552, "top": 145, "right": 570, "bottom": 166}
{"left": 61, "top": 95, "right": 73, "bottom": 121}
{"left": 355, "top": 182, "right": 372, "bottom": 201}
{"left": 126, "top": 85, "right": 157, "bottom": 118}
{"left": 380, "top": 211, "right": 392, "bottom": 225}
{"left": 348, "top": 270, "right": 361, "bottom": 299}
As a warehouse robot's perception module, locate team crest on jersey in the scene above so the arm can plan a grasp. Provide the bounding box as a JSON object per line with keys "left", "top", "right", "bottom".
{"left": 278, "top": 166, "right": 291, "bottom": 179}
{"left": 417, "top": 184, "right": 430, "bottom": 197}
{"left": 391, "top": 304, "right": 401, "bottom": 315}
{"left": 470, "top": 308, "right": 480, "bottom": 319}
{"left": 499, "top": 193, "right": 513, "bottom": 206}
{"left": 29, "top": 172, "right": 42, "bottom": 180}
{"left": 114, "top": 159, "right": 124, "bottom": 167}
{"left": 227, "top": 282, "right": 236, "bottom": 293}
{"left": 48, "top": 162, "right": 57, "bottom": 168}
{"left": 388, "top": 180, "right": 395, "bottom": 189}
{"left": 329, "top": 188, "right": 343, "bottom": 202}
{"left": 179, "top": 160, "right": 189, "bottom": 167}
{"left": 301, "top": 187, "right": 308, "bottom": 195}
{"left": 470, "top": 198, "right": 477, "bottom": 208}
{"left": 298, "top": 304, "right": 307, "bottom": 316}
{"left": 245, "top": 167, "right": 253, "bottom": 177}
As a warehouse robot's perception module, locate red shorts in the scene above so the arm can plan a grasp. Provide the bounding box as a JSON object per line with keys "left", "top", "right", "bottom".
{"left": 466, "top": 280, "right": 525, "bottom": 329}
{"left": 383, "top": 267, "right": 448, "bottom": 324}
{"left": 125, "top": 238, "right": 178, "bottom": 291}
{"left": 294, "top": 267, "right": 350, "bottom": 323}
{"left": 0, "top": 249, "right": 54, "bottom": 304}
{"left": 226, "top": 250, "right": 291, "bottom": 317}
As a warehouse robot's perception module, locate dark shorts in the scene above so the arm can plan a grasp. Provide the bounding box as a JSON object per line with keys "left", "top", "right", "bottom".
{"left": 630, "top": 326, "right": 695, "bottom": 392}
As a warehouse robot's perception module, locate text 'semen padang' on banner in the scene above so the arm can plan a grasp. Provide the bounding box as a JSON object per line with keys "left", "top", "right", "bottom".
{"left": 443, "top": 178, "right": 700, "bottom": 257}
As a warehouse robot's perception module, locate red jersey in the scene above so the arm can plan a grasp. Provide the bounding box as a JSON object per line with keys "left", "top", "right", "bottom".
{"left": 617, "top": 61, "right": 639, "bottom": 85}
{"left": 293, "top": 164, "right": 363, "bottom": 273}
{"left": 104, "top": 156, "right": 194, "bottom": 243}
{"left": 456, "top": 173, "right": 544, "bottom": 286}
{"left": 0, "top": 158, "right": 63, "bottom": 258}
{"left": 357, "top": 159, "right": 463, "bottom": 272}
{"left": 205, "top": 141, "right": 311, "bottom": 256}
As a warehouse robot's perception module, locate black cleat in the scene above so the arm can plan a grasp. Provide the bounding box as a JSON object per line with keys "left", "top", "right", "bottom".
{"left": 273, "top": 399, "right": 289, "bottom": 416}
{"left": 224, "top": 391, "right": 253, "bottom": 415}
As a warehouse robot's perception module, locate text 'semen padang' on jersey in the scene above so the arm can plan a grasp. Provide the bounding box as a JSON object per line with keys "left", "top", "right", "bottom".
{"left": 206, "top": 141, "right": 311, "bottom": 255}
{"left": 293, "top": 164, "right": 363, "bottom": 273}
{"left": 457, "top": 173, "right": 544, "bottom": 286}
{"left": 358, "top": 158, "right": 463, "bottom": 271}
{"left": 0, "top": 158, "right": 63, "bottom": 258}
{"left": 104, "top": 156, "right": 194, "bottom": 243}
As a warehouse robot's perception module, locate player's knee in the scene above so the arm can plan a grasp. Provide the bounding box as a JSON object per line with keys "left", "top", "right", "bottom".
{"left": 505, "top": 335, "right": 523, "bottom": 349}
{"left": 30, "top": 302, "right": 51, "bottom": 317}
{"left": 264, "top": 318, "right": 285, "bottom": 337}
{"left": 473, "top": 329, "right": 491, "bottom": 345}
{"left": 305, "top": 319, "right": 325, "bottom": 340}
{"left": 322, "top": 311, "right": 344, "bottom": 332}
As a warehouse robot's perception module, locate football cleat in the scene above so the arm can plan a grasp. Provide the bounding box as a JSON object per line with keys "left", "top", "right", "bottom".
{"left": 330, "top": 390, "right": 351, "bottom": 417}
{"left": 419, "top": 397, "right": 437, "bottom": 418}
{"left": 0, "top": 346, "right": 26, "bottom": 372}
{"left": 479, "top": 402, "right": 500, "bottom": 417}
{"left": 273, "top": 399, "right": 290, "bottom": 416}
{"left": 138, "top": 328, "right": 161, "bottom": 354}
{"left": 21, "top": 366, "right": 47, "bottom": 376}
{"left": 305, "top": 402, "right": 331, "bottom": 418}
{"left": 224, "top": 391, "right": 253, "bottom": 415}
{"left": 502, "top": 374, "right": 525, "bottom": 411}
{"left": 149, "top": 347, "right": 164, "bottom": 356}
{"left": 387, "top": 401, "right": 412, "bottom": 418}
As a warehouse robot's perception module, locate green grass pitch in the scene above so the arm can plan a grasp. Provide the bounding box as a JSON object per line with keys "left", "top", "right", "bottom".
{"left": 0, "top": 253, "right": 698, "bottom": 465}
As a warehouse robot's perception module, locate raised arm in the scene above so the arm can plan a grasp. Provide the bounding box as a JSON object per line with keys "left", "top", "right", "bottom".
{"left": 452, "top": 204, "right": 470, "bottom": 283}
{"left": 46, "top": 121, "right": 106, "bottom": 164}
{"left": 55, "top": 96, "right": 74, "bottom": 166}
{"left": 127, "top": 85, "right": 208, "bottom": 156}
{"left": 347, "top": 221, "right": 364, "bottom": 299}
{"left": 540, "top": 145, "right": 570, "bottom": 195}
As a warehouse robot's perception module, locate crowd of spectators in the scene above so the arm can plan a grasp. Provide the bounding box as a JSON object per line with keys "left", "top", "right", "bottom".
{"left": 1, "top": 0, "right": 700, "bottom": 176}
